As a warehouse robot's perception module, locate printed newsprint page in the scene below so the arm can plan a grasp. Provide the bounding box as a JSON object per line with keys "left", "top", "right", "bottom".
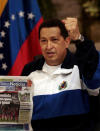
{"left": 0, "top": 76, "right": 33, "bottom": 131}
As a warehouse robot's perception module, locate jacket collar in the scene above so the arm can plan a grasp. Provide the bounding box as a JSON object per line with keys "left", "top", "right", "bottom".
{"left": 36, "top": 49, "right": 75, "bottom": 70}
{"left": 61, "top": 49, "right": 75, "bottom": 69}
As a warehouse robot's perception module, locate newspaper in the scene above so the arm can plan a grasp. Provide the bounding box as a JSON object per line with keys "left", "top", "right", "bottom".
{"left": 0, "top": 76, "right": 33, "bottom": 130}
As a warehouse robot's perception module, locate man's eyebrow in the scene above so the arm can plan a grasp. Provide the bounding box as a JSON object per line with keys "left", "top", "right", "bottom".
{"left": 40, "top": 37, "right": 46, "bottom": 39}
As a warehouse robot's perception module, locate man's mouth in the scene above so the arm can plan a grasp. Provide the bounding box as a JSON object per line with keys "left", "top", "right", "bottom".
{"left": 46, "top": 52, "right": 55, "bottom": 57}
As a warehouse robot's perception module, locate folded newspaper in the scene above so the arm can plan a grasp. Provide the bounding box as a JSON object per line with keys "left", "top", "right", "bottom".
{"left": 0, "top": 76, "right": 33, "bottom": 130}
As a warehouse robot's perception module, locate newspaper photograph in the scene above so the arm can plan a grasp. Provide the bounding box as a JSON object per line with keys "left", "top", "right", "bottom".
{"left": 0, "top": 76, "right": 33, "bottom": 130}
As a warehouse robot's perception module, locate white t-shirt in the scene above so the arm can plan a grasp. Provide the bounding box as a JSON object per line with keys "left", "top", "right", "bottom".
{"left": 42, "top": 62, "right": 61, "bottom": 75}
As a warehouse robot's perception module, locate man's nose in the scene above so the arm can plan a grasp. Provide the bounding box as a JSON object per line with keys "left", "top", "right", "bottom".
{"left": 46, "top": 40, "right": 53, "bottom": 49}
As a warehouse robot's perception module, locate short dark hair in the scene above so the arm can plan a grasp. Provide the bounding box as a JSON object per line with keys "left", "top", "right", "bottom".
{"left": 39, "top": 19, "right": 68, "bottom": 39}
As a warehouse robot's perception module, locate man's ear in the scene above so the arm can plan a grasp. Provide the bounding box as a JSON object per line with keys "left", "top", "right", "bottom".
{"left": 65, "top": 36, "right": 71, "bottom": 48}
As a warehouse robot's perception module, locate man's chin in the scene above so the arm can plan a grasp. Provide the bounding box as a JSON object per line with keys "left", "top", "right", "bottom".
{"left": 46, "top": 59, "right": 59, "bottom": 66}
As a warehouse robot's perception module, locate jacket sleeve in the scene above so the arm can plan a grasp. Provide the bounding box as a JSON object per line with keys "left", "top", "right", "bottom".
{"left": 75, "top": 37, "right": 100, "bottom": 90}
{"left": 83, "top": 52, "right": 100, "bottom": 90}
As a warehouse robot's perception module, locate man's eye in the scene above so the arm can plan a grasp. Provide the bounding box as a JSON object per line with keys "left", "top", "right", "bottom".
{"left": 52, "top": 39, "right": 58, "bottom": 42}
{"left": 40, "top": 39, "right": 47, "bottom": 43}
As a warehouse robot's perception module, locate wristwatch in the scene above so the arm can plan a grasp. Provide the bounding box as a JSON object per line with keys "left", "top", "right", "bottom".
{"left": 71, "top": 34, "right": 84, "bottom": 44}
{"left": 78, "top": 34, "right": 84, "bottom": 42}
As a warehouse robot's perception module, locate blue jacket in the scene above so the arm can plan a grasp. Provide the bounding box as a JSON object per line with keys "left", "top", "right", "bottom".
{"left": 22, "top": 37, "right": 100, "bottom": 131}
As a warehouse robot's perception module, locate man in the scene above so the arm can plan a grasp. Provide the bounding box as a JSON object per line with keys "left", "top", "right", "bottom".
{"left": 21, "top": 18, "right": 100, "bottom": 131}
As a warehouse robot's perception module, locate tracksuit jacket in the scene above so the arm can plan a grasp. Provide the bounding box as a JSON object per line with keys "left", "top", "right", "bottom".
{"left": 21, "top": 37, "right": 100, "bottom": 131}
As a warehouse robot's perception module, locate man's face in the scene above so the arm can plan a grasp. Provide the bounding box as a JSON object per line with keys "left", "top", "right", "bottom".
{"left": 39, "top": 27, "right": 70, "bottom": 66}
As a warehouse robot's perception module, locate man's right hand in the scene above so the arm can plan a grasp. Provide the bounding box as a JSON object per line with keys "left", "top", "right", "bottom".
{"left": 62, "top": 17, "right": 81, "bottom": 41}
